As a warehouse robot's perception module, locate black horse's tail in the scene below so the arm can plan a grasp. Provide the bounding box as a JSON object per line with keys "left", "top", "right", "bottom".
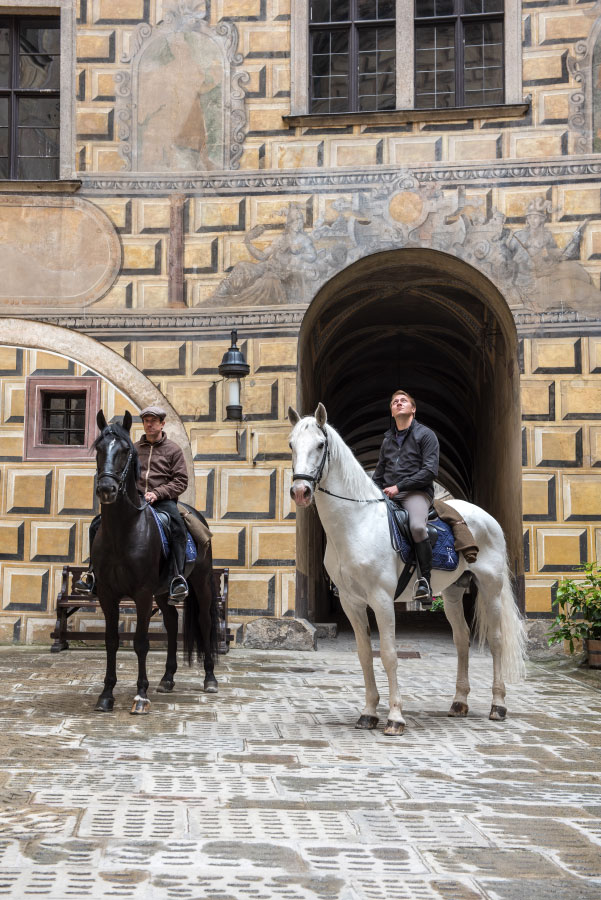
{"left": 182, "top": 514, "right": 219, "bottom": 666}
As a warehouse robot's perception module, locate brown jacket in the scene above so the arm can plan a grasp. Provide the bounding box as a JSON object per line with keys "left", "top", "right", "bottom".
{"left": 135, "top": 432, "right": 188, "bottom": 501}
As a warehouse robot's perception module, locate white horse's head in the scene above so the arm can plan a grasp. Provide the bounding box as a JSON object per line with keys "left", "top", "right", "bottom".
{"left": 288, "top": 403, "right": 328, "bottom": 507}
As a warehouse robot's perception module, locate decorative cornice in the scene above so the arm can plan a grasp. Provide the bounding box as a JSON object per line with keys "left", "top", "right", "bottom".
{"left": 79, "top": 156, "right": 601, "bottom": 195}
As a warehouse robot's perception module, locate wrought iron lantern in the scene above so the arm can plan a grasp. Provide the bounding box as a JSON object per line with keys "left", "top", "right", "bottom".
{"left": 218, "top": 330, "right": 250, "bottom": 421}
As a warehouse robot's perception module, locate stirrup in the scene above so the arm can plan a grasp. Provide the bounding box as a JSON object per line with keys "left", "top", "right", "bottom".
{"left": 168, "top": 575, "right": 188, "bottom": 605}
{"left": 73, "top": 571, "right": 95, "bottom": 595}
{"left": 413, "top": 576, "right": 432, "bottom": 606}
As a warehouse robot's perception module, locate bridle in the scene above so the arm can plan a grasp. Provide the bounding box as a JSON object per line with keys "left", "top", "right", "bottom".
{"left": 291, "top": 424, "right": 385, "bottom": 504}
{"left": 97, "top": 432, "right": 148, "bottom": 510}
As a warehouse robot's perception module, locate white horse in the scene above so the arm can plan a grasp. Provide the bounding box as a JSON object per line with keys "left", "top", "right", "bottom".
{"left": 288, "top": 404, "right": 527, "bottom": 736}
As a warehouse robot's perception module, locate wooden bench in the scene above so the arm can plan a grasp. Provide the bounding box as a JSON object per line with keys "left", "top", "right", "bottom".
{"left": 50, "top": 565, "right": 232, "bottom": 654}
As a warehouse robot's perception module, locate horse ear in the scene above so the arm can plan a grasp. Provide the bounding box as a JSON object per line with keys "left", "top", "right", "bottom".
{"left": 315, "top": 403, "right": 327, "bottom": 427}
{"left": 97, "top": 410, "right": 108, "bottom": 432}
{"left": 288, "top": 406, "right": 301, "bottom": 426}
{"left": 122, "top": 411, "right": 132, "bottom": 433}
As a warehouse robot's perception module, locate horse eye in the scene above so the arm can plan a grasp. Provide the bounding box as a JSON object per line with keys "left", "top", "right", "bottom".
{"left": 317, "top": 441, "right": 324, "bottom": 450}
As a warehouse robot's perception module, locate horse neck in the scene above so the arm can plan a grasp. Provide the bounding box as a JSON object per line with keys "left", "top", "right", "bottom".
{"left": 318, "top": 427, "right": 380, "bottom": 504}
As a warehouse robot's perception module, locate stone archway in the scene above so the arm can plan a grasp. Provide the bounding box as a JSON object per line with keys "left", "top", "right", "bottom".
{"left": 295, "top": 249, "right": 522, "bottom": 622}
{"left": 0, "top": 318, "right": 195, "bottom": 503}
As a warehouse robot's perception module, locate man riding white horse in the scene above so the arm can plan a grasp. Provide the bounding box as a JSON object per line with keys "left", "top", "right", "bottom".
{"left": 75, "top": 405, "right": 189, "bottom": 604}
{"left": 373, "top": 390, "right": 439, "bottom": 605}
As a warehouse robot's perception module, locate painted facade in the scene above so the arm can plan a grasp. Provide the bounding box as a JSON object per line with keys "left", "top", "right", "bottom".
{"left": 1, "top": 0, "right": 601, "bottom": 640}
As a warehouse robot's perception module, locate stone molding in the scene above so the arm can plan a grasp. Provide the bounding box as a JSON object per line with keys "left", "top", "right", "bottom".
{"left": 568, "top": 14, "right": 601, "bottom": 154}
{"left": 80, "top": 156, "right": 601, "bottom": 194}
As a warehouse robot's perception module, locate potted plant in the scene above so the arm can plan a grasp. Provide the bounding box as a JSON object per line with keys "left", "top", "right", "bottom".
{"left": 547, "top": 563, "right": 601, "bottom": 667}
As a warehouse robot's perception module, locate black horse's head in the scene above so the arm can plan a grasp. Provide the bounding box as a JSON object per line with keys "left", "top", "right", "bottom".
{"left": 94, "top": 410, "right": 140, "bottom": 504}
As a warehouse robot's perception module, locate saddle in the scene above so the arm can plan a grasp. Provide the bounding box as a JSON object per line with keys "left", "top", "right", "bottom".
{"left": 385, "top": 498, "right": 459, "bottom": 600}
{"left": 149, "top": 506, "right": 198, "bottom": 565}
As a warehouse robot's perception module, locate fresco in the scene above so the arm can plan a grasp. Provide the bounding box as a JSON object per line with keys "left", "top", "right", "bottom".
{"left": 201, "top": 177, "right": 601, "bottom": 318}
{"left": 0, "top": 198, "right": 120, "bottom": 308}
{"left": 137, "top": 30, "right": 224, "bottom": 172}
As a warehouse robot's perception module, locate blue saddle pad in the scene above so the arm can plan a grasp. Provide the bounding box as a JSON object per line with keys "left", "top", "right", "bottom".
{"left": 399, "top": 518, "right": 459, "bottom": 571}
{"left": 149, "top": 507, "right": 197, "bottom": 564}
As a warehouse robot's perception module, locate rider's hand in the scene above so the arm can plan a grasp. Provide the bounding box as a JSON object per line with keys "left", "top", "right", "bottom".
{"left": 144, "top": 491, "right": 158, "bottom": 503}
{"left": 384, "top": 485, "right": 399, "bottom": 498}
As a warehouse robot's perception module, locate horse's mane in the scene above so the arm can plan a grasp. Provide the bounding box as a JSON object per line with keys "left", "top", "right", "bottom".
{"left": 323, "top": 421, "right": 382, "bottom": 500}
{"left": 93, "top": 423, "right": 141, "bottom": 482}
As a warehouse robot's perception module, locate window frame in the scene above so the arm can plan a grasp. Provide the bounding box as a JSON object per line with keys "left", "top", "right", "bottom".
{"left": 24, "top": 376, "right": 101, "bottom": 461}
{"left": 0, "top": 0, "right": 75, "bottom": 182}
{"left": 290, "top": 0, "right": 522, "bottom": 119}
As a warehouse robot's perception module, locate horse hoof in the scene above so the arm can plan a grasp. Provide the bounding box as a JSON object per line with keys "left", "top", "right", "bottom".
{"left": 203, "top": 676, "right": 218, "bottom": 694}
{"left": 489, "top": 705, "right": 507, "bottom": 721}
{"left": 156, "top": 680, "right": 174, "bottom": 693}
{"left": 94, "top": 697, "right": 114, "bottom": 712}
{"left": 130, "top": 696, "right": 151, "bottom": 715}
{"left": 448, "top": 701, "right": 469, "bottom": 717}
{"left": 355, "top": 715, "right": 379, "bottom": 730}
{"left": 384, "top": 719, "right": 405, "bottom": 736}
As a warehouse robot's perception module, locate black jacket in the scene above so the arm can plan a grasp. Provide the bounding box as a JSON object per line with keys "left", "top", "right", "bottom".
{"left": 373, "top": 419, "right": 439, "bottom": 499}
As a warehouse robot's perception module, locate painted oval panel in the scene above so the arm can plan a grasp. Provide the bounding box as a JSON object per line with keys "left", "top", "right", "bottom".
{"left": 0, "top": 196, "right": 121, "bottom": 308}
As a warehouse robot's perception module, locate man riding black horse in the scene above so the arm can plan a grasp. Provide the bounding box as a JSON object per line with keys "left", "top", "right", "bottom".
{"left": 75, "top": 405, "right": 189, "bottom": 603}
{"left": 373, "top": 390, "right": 440, "bottom": 604}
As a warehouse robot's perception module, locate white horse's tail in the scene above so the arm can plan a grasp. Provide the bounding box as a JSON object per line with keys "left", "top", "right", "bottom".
{"left": 473, "top": 556, "right": 527, "bottom": 683}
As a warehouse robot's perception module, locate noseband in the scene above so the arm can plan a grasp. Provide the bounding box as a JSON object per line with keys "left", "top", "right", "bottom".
{"left": 292, "top": 426, "right": 330, "bottom": 488}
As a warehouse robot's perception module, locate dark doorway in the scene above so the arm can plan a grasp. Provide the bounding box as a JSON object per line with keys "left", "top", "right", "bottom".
{"left": 295, "top": 248, "right": 522, "bottom": 622}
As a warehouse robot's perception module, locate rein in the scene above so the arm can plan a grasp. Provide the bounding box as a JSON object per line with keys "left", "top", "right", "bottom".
{"left": 292, "top": 425, "right": 385, "bottom": 504}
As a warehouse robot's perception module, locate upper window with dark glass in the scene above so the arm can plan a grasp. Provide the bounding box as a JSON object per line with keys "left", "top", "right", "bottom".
{"left": 310, "top": 1, "right": 395, "bottom": 113}
{"left": 415, "top": 0, "right": 504, "bottom": 109}
{"left": 0, "top": 16, "right": 60, "bottom": 179}
{"left": 41, "top": 392, "right": 86, "bottom": 446}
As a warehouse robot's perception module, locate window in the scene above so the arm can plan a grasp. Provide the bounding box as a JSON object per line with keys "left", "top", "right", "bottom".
{"left": 24, "top": 377, "right": 100, "bottom": 460}
{"left": 292, "top": 0, "right": 521, "bottom": 119}
{"left": 0, "top": 15, "right": 60, "bottom": 179}
{"left": 415, "top": 0, "right": 504, "bottom": 109}
{"left": 309, "top": 0, "right": 396, "bottom": 113}
{"left": 41, "top": 392, "right": 86, "bottom": 445}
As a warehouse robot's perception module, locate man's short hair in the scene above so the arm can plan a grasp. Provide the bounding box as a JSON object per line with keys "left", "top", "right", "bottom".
{"left": 390, "top": 389, "right": 416, "bottom": 409}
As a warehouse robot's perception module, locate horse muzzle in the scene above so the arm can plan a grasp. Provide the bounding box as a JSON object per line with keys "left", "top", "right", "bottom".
{"left": 290, "top": 479, "right": 314, "bottom": 507}
{"left": 96, "top": 478, "right": 118, "bottom": 504}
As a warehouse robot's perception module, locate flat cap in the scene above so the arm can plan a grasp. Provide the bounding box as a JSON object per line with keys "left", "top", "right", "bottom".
{"left": 139, "top": 405, "right": 167, "bottom": 419}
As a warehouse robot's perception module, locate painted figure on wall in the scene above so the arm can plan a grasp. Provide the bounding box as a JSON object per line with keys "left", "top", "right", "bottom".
{"left": 209, "top": 205, "right": 320, "bottom": 306}
{"left": 137, "top": 30, "right": 224, "bottom": 172}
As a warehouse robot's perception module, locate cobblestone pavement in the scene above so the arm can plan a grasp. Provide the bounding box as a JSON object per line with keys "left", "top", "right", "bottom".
{"left": 1, "top": 628, "right": 601, "bottom": 900}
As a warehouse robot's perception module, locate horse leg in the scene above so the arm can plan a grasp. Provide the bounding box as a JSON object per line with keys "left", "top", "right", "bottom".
{"left": 156, "top": 599, "right": 178, "bottom": 693}
{"left": 95, "top": 601, "right": 119, "bottom": 712}
{"left": 475, "top": 572, "right": 507, "bottom": 721}
{"left": 197, "top": 577, "right": 218, "bottom": 694}
{"left": 131, "top": 600, "right": 152, "bottom": 715}
{"left": 339, "top": 596, "right": 380, "bottom": 730}
{"left": 443, "top": 583, "right": 471, "bottom": 717}
{"left": 372, "top": 601, "right": 405, "bottom": 736}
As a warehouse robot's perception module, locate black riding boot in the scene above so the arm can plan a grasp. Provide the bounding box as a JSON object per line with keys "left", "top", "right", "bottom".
{"left": 73, "top": 516, "right": 101, "bottom": 594}
{"left": 414, "top": 539, "right": 433, "bottom": 607}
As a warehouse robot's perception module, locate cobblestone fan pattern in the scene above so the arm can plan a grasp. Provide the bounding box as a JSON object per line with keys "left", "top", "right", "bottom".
{"left": 1, "top": 641, "right": 600, "bottom": 899}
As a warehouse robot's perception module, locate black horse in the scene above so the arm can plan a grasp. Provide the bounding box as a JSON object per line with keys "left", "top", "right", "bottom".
{"left": 92, "top": 410, "right": 218, "bottom": 714}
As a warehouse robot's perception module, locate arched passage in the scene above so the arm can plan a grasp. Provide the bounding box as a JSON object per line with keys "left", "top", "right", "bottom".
{"left": 295, "top": 249, "right": 522, "bottom": 621}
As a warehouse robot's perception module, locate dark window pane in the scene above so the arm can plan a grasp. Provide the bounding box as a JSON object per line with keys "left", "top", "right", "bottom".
{"left": 436, "top": 24, "right": 455, "bottom": 48}
{"left": 0, "top": 26, "right": 9, "bottom": 53}
{"left": 377, "top": 92, "right": 395, "bottom": 110}
{"left": 416, "top": 26, "right": 436, "bottom": 51}
{"left": 416, "top": 48, "right": 435, "bottom": 70}
{"left": 357, "top": 0, "right": 374, "bottom": 18}
{"left": 415, "top": 0, "right": 435, "bottom": 15}
{"left": 330, "top": 96, "right": 349, "bottom": 112}
{"left": 436, "top": 68, "right": 454, "bottom": 90}
{"left": 0, "top": 127, "right": 7, "bottom": 156}
{"left": 464, "top": 0, "right": 503, "bottom": 11}
{"left": 0, "top": 97, "right": 7, "bottom": 126}
{"left": 359, "top": 51, "right": 376, "bottom": 73}
{"left": 464, "top": 44, "right": 483, "bottom": 66}
{"left": 377, "top": 26, "right": 394, "bottom": 51}
{"left": 0, "top": 157, "right": 7, "bottom": 177}
{"left": 0, "top": 53, "right": 9, "bottom": 88}
{"left": 482, "top": 21, "right": 503, "bottom": 44}
{"left": 17, "top": 155, "right": 58, "bottom": 179}
{"left": 18, "top": 127, "right": 59, "bottom": 156}
{"left": 378, "top": 50, "right": 395, "bottom": 72}
{"left": 20, "top": 23, "right": 61, "bottom": 55}
{"left": 483, "top": 42, "right": 503, "bottom": 66}
{"left": 312, "top": 31, "right": 331, "bottom": 54}
{"left": 312, "top": 76, "right": 330, "bottom": 99}
{"left": 19, "top": 96, "right": 60, "bottom": 128}
{"left": 331, "top": 52, "right": 348, "bottom": 75}
{"left": 330, "top": 30, "right": 349, "bottom": 54}
{"left": 436, "top": 47, "right": 454, "bottom": 67}
{"left": 435, "top": 0, "right": 455, "bottom": 14}
{"left": 359, "top": 74, "right": 377, "bottom": 95}
{"left": 19, "top": 54, "right": 60, "bottom": 89}
{"left": 359, "top": 93, "right": 377, "bottom": 111}
{"left": 378, "top": 0, "right": 394, "bottom": 18}
{"left": 483, "top": 66, "right": 503, "bottom": 89}
{"left": 331, "top": 1, "right": 350, "bottom": 21}
{"left": 330, "top": 76, "right": 348, "bottom": 97}
{"left": 311, "top": 98, "right": 330, "bottom": 113}
{"left": 358, "top": 26, "right": 377, "bottom": 53}
{"left": 71, "top": 397, "right": 86, "bottom": 410}
{"left": 310, "top": 0, "right": 331, "bottom": 23}
{"left": 436, "top": 91, "right": 455, "bottom": 108}
{"left": 312, "top": 53, "right": 330, "bottom": 75}
{"left": 416, "top": 70, "right": 435, "bottom": 92}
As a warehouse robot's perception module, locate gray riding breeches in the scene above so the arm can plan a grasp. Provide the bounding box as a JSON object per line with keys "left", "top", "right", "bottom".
{"left": 396, "top": 491, "right": 430, "bottom": 543}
